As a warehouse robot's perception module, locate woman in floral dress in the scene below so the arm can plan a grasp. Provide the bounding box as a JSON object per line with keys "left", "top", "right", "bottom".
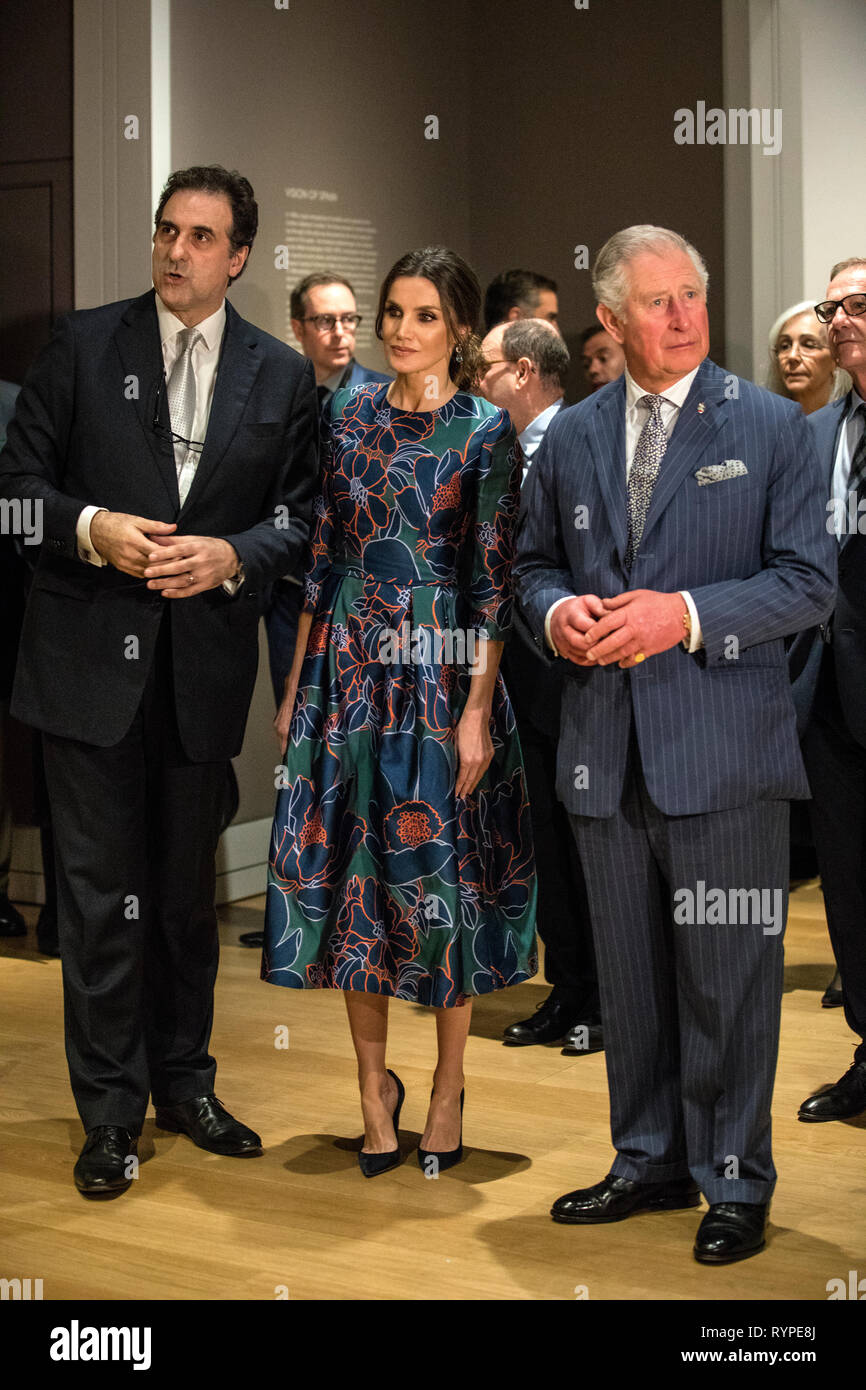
{"left": 263, "top": 247, "right": 536, "bottom": 1174}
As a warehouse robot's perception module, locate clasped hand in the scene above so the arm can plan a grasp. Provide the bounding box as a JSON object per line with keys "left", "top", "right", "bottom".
{"left": 549, "top": 590, "right": 687, "bottom": 669}
{"left": 89, "top": 512, "right": 239, "bottom": 597}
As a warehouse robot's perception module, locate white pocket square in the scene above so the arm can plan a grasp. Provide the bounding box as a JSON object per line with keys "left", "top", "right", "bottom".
{"left": 695, "top": 460, "right": 748, "bottom": 486}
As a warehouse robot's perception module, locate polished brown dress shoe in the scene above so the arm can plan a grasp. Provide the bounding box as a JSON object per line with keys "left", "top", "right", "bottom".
{"left": 551, "top": 1172, "right": 700, "bottom": 1224}
{"left": 154, "top": 1094, "right": 262, "bottom": 1155}
{"left": 694, "top": 1202, "right": 768, "bottom": 1263}
{"left": 74, "top": 1127, "right": 138, "bottom": 1196}
{"left": 798, "top": 1061, "right": 866, "bottom": 1122}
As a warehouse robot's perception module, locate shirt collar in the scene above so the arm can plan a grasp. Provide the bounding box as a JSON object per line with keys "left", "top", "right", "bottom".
{"left": 625, "top": 363, "right": 701, "bottom": 412}
{"left": 518, "top": 398, "right": 564, "bottom": 458}
{"left": 155, "top": 294, "right": 226, "bottom": 352}
{"left": 323, "top": 361, "right": 353, "bottom": 394}
{"left": 848, "top": 385, "right": 866, "bottom": 418}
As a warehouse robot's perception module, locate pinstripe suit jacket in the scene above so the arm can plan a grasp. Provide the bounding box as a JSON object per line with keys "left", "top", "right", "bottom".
{"left": 514, "top": 358, "right": 837, "bottom": 817}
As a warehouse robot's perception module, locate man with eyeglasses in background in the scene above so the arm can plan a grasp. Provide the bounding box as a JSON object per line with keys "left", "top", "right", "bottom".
{"left": 791, "top": 259, "right": 866, "bottom": 1125}
{"left": 262, "top": 274, "right": 392, "bottom": 707}
{"left": 290, "top": 272, "right": 391, "bottom": 419}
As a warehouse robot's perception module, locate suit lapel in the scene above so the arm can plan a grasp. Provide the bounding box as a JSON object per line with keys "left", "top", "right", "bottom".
{"left": 178, "top": 300, "right": 263, "bottom": 519}
{"left": 588, "top": 378, "right": 629, "bottom": 568}
{"left": 113, "top": 290, "right": 180, "bottom": 510}
{"left": 638, "top": 360, "right": 726, "bottom": 551}
{"left": 817, "top": 393, "right": 848, "bottom": 490}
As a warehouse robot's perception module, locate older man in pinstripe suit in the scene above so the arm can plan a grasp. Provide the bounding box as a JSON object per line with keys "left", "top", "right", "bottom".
{"left": 515, "top": 226, "right": 836, "bottom": 1264}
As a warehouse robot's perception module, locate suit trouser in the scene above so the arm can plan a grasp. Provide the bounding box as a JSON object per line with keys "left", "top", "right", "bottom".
{"left": 801, "top": 649, "right": 866, "bottom": 1064}
{"left": 569, "top": 738, "right": 787, "bottom": 1204}
{"left": 518, "top": 718, "right": 598, "bottom": 1004}
{"left": 42, "top": 618, "right": 228, "bottom": 1133}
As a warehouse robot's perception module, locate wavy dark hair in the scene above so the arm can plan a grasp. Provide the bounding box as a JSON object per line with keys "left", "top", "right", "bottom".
{"left": 375, "top": 246, "right": 483, "bottom": 390}
{"left": 154, "top": 165, "right": 258, "bottom": 284}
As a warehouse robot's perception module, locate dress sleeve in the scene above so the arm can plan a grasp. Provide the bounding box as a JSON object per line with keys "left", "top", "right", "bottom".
{"left": 465, "top": 408, "right": 522, "bottom": 641}
{"left": 301, "top": 395, "right": 342, "bottom": 614}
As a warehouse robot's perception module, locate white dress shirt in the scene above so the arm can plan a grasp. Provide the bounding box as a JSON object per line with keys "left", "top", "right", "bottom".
{"left": 544, "top": 365, "right": 703, "bottom": 656}
{"left": 518, "top": 397, "right": 564, "bottom": 480}
{"left": 76, "top": 296, "right": 241, "bottom": 592}
{"left": 830, "top": 387, "right": 866, "bottom": 539}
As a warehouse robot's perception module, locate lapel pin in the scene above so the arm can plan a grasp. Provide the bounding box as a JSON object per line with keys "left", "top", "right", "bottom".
{"left": 697, "top": 402, "right": 706, "bottom": 414}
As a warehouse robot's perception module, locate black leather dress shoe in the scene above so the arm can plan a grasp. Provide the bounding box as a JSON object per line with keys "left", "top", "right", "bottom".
{"left": 0, "top": 893, "right": 26, "bottom": 936}
{"left": 798, "top": 1061, "right": 866, "bottom": 1122}
{"left": 551, "top": 1172, "right": 700, "bottom": 1224}
{"left": 74, "top": 1127, "right": 138, "bottom": 1196}
{"left": 560, "top": 1019, "right": 604, "bottom": 1055}
{"left": 504, "top": 992, "right": 590, "bottom": 1046}
{"left": 154, "top": 1094, "right": 263, "bottom": 1155}
{"left": 694, "top": 1202, "right": 768, "bottom": 1263}
{"left": 821, "top": 969, "right": 843, "bottom": 1008}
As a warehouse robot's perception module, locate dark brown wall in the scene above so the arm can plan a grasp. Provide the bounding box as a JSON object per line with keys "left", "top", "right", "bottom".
{"left": 0, "top": 0, "right": 74, "bottom": 385}
{"left": 470, "top": 0, "right": 726, "bottom": 400}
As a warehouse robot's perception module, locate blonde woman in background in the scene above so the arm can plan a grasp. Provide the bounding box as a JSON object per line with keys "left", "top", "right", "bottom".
{"left": 767, "top": 299, "right": 850, "bottom": 415}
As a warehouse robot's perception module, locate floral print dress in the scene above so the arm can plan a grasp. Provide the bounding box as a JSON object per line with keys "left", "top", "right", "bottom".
{"left": 262, "top": 382, "right": 537, "bottom": 1006}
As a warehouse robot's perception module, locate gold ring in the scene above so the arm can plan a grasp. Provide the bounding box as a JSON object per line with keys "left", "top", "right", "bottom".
{"left": 187, "top": 572, "right": 194, "bottom": 585}
{"left": 633, "top": 652, "right": 646, "bottom": 663}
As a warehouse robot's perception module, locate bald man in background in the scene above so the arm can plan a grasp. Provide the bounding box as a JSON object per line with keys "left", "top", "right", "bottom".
{"left": 478, "top": 320, "right": 601, "bottom": 1052}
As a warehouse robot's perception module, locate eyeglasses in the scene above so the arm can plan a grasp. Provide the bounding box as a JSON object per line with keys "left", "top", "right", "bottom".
{"left": 774, "top": 338, "right": 828, "bottom": 357}
{"left": 300, "top": 313, "right": 362, "bottom": 333}
{"left": 152, "top": 375, "right": 205, "bottom": 454}
{"left": 814, "top": 294, "right": 866, "bottom": 325}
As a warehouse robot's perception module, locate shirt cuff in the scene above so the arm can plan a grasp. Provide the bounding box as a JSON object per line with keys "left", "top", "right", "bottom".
{"left": 544, "top": 596, "right": 573, "bottom": 657}
{"left": 221, "top": 558, "right": 245, "bottom": 596}
{"left": 76, "top": 506, "right": 108, "bottom": 566}
{"left": 680, "top": 590, "right": 703, "bottom": 652}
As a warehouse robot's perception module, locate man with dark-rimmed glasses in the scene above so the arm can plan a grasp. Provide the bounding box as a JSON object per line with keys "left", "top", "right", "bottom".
{"left": 792, "top": 257, "right": 866, "bottom": 1124}
{"left": 0, "top": 164, "right": 319, "bottom": 1195}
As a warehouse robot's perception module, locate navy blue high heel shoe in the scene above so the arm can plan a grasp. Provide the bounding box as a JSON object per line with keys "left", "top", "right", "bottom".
{"left": 418, "top": 1088, "right": 465, "bottom": 1173}
{"left": 358, "top": 1069, "right": 405, "bottom": 1178}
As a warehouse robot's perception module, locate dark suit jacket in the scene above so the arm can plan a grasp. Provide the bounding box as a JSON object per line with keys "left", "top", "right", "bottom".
{"left": 0, "top": 290, "right": 319, "bottom": 760}
{"left": 789, "top": 392, "right": 866, "bottom": 745}
{"left": 514, "top": 358, "right": 837, "bottom": 817}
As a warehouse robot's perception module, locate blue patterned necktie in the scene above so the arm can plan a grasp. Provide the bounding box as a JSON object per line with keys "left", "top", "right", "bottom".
{"left": 625, "top": 393, "right": 668, "bottom": 570}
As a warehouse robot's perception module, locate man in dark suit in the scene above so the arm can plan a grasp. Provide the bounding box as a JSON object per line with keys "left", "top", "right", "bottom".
{"left": 0, "top": 165, "right": 319, "bottom": 1196}
{"left": 0, "top": 380, "right": 27, "bottom": 939}
{"left": 483, "top": 269, "right": 560, "bottom": 335}
{"left": 790, "top": 257, "right": 866, "bottom": 1123}
{"left": 515, "top": 225, "right": 835, "bottom": 1263}
{"left": 478, "top": 319, "right": 601, "bottom": 1051}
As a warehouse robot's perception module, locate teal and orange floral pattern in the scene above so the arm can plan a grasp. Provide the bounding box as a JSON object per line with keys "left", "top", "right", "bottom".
{"left": 262, "top": 383, "right": 537, "bottom": 1006}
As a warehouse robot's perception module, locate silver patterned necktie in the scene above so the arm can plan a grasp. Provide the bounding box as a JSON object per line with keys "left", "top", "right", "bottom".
{"left": 625, "top": 393, "right": 668, "bottom": 570}
{"left": 166, "top": 326, "right": 202, "bottom": 504}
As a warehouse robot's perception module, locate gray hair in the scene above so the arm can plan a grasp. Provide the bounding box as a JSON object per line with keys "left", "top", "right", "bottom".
{"left": 766, "top": 298, "right": 850, "bottom": 401}
{"left": 592, "top": 225, "right": 709, "bottom": 318}
{"left": 829, "top": 256, "right": 866, "bottom": 281}
{"left": 502, "top": 318, "right": 569, "bottom": 391}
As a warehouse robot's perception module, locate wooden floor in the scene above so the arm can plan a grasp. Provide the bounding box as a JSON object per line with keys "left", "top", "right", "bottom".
{"left": 0, "top": 879, "right": 863, "bottom": 1302}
